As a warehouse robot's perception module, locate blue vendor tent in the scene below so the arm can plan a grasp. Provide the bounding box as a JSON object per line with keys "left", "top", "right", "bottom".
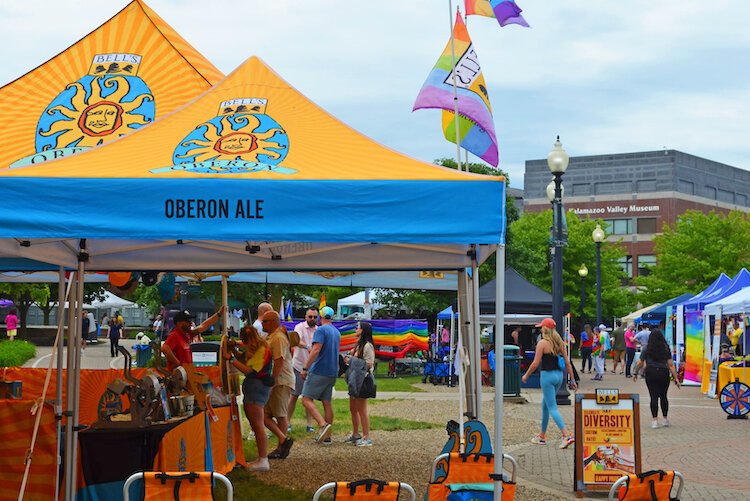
{"left": 639, "top": 292, "right": 693, "bottom": 325}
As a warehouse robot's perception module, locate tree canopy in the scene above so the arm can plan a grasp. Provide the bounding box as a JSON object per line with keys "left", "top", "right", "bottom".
{"left": 507, "top": 209, "right": 635, "bottom": 322}
{"left": 637, "top": 210, "right": 750, "bottom": 303}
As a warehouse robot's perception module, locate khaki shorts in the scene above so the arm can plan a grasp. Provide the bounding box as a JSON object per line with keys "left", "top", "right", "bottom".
{"left": 265, "top": 385, "right": 292, "bottom": 418}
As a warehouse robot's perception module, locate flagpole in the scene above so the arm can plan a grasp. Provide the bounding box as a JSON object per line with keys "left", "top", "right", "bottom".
{"left": 448, "top": 0, "right": 463, "bottom": 172}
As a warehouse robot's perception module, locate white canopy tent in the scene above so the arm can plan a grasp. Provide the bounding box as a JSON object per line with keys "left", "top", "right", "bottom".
{"left": 705, "top": 286, "right": 750, "bottom": 317}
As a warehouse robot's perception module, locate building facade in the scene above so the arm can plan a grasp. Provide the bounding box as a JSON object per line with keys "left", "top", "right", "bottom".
{"left": 524, "top": 150, "right": 750, "bottom": 278}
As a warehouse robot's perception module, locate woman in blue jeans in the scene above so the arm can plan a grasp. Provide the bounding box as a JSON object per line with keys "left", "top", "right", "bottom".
{"left": 522, "top": 318, "right": 578, "bottom": 449}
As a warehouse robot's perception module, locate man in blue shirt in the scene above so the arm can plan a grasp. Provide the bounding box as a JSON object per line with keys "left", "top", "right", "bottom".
{"left": 301, "top": 306, "right": 341, "bottom": 444}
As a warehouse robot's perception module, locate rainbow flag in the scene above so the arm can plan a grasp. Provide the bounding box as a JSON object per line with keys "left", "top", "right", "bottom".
{"left": 319, "top": 293, "right": 326, "bottom": 310}
{"left": 465, "top": 0, "right": 530, "bottom": 28}
{"left": 414, "top": 13, "right": 498, "bottom": 166}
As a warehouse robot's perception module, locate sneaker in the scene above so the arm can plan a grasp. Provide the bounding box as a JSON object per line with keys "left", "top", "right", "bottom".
{"left": 279, "top": 437, "right": 294, "bottom": 458}
{"left": 321, "top": 437, "right": 332, "bottom": 446}
{"left": 559, "top": 436, "right": 575, "bottom": 449}
{"left": 530, "top": 434, "right": 547, "bottom": 445}
{"left": 344, "top": 433, "right": 362, "bottom": 444}
{"left": 356, "top": 438, "right": 373, "bottom": 447}
{"left": 306, "top": 425, "right": 316, "bottom": 433}
{"left": 651, "top": 420, "right": 659, "bottom": 429}
{"left": 316, "top": 423, "right": 332, "bottom": 443}
{"left": 247, "top": 458, "right": 270, "bottom": 472}
{"left": 267, "top": 448, "right": 283, "bottom": 459}
{"left": 662, "top": 418, "right": 670, "bottom": 428}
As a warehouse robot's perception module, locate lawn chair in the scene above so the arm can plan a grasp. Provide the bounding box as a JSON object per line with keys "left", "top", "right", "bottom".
{"left": 122, "top": 471, "right": 233, "bottom": 501}
{"left": 607, "top": 470, "right": 685, "bottom": 501}
{"left": 427, "top": 452, "right": 517, "bottom": 501}
{"left": 313, "top": 479, "right": 416, "bottom": 501}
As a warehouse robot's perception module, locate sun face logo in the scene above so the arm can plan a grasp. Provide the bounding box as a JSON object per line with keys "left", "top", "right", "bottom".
{"left": 11, "top": 53, "right": 154, "bottom": 168}
{"left": 153, "top": 98, "right": 295, "bottom": 175}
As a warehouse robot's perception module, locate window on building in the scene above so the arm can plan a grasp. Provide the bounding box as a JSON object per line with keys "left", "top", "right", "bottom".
{"left": 637, "top": 179, "right": 657, "bottom": 192}
{"left": 718, "top": 189, "right": 734, "bottom": 204}
{"left": 637, "top": 255, "right": 657, "bottom": 276}
{"left": 572, "top": 184, "right": 591, "bottom": 196}
{"left": 618, "top": 256, "right": 633, "bottom": 278}
{"left": 637, "top": 217, "right": 657, "bottom": 234}
{"left": 678, "top": 179, "right": 694, "bottom": 195}
{"left": 595, "top": 182, "right": 619, "bottom": 195}
{"left": 737, "top": 193, "right": 748, "bottom": 207}
{"left": 705, "top": 186, "right": 717, "bottom": 200}
{"left": 604, "top": 219, "right": 632, "bottom": 235}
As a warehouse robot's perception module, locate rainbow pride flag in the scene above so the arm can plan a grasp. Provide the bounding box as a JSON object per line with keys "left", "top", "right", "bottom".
{"left": 414, "top": 13, "right": 498, "bottom": 166}
{"left": 466, "top": 0, "right": 530, "bottom": 28}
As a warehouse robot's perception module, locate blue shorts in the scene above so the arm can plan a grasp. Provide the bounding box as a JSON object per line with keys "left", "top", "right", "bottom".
{"left": 242, "top": 376, "right": 270, "bottom": 406}
{"left": 301, "top": 372, "right": 336, "bottom": 401}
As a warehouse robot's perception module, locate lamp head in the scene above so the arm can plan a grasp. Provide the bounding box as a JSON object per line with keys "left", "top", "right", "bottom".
{"left": 546, "top": 179, "right": 564, "bottom": 202}
{"left": 592, "top": 223, "right": 606, "bottom": 243}
{"left": 547, "top": 136, "right": 569, "bottom": 174}
{"left": 578, "top": 264, "right": 589, "bottom": 278}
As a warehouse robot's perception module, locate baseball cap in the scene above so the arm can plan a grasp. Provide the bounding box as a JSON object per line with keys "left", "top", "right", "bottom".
{"left": 535, "top": 317, "right": 556, "bottom": 329}
{"left": 320, "top": 306, "right": 335, "bottom": 319}
{"left": 173, "top": 310, "right": 194, "bottom": 323}
{"left": 598, "top": 324, "right": 607, "bottom": 331}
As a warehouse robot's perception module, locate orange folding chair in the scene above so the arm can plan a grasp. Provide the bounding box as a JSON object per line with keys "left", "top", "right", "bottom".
{"left": 123, "top": 471, "right": 233, "bottom": 501}
{"left": 480, "top": 357, "right": 493, "bottom": 386}
{"left": 427, "top": 452, "right": 517, "bottom": 501}
{"left": 608, "top": 470, "right": 685, "bottom": 501}
{"left": 313, "top": 479, "right": 416, "bottom": 501}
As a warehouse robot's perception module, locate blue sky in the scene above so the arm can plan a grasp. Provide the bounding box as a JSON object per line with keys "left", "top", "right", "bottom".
{"left": 1, "top": 0, "right": 748, "bottom": 188}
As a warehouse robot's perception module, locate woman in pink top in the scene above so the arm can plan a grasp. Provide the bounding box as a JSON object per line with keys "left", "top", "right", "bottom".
{"left": 624, "top": 323, "right": 637, "bottom": 377}
{"left": 5, "top": 309, "right": 18, "bottom": 341}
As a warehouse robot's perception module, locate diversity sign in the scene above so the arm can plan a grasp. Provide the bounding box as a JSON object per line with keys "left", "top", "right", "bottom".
{"left": 574, "top": 392, "right": 641, "bottom": 494}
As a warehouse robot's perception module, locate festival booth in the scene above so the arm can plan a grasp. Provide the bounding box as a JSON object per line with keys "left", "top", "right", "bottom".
{"left": 621, "top": 303, "right": 661, "bottom": 326}
{"left": 0, "top": 51, "right": 506, "bottom": 501}
{"left": 678, "top": 270, "right": 750, "bottom": 385}
{"left": 702, "top": 288, "right": 750, "bottom": 396}
{"left": 637, "top": 293, "right": 693, "bottom": 326}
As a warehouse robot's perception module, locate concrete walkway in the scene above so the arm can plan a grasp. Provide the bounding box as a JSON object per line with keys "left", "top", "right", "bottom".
{"left": 24, "top": 338, "right": 138, "bottom": 370}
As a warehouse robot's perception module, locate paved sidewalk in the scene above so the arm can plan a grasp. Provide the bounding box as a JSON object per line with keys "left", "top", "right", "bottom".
{"left": 24, "top": 338, "right": 138, "bottom": 370}
{"left": 510, "top": 373, "right": 750, "bottom": 500}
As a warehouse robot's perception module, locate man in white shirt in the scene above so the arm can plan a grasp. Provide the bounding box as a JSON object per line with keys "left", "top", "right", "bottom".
{"left": 86, "top": 310, "right": 96, "bottom": 344}
{"left": 288, "top": 307, "right": 318, "bottom": 433}
{"left": 253, "top": 302, "right": 273, "bottom": 339}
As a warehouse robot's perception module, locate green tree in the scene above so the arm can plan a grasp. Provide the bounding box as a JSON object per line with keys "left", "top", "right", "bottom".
{"left": 374, "top": 288, "right": 455, "bottom": 318}
{"left": 637, "top": 210, "right": 750, "bottom": 303}
{"left": 0, "top": 284, "right": 50, "bottom": 336}
{"left": 507, "top": 210, "right": 635, "bottom": 322}
{"left": 34, "top": 283, "right": 107, "bottom": 325}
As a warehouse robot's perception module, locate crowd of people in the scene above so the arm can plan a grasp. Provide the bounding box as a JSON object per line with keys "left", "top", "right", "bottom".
{"left": 159, "top": 301, "right": 376, "bottom": 472}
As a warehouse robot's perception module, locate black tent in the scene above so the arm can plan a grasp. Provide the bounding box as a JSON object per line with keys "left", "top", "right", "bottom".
{"left": 479, "top": 267, "right": 568, "bottom": 315}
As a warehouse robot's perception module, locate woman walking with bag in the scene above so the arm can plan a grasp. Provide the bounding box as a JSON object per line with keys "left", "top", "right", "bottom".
{"left": 633, "top": 328, "right": 680, "bottom": 428}
{"left": 224, "top": 324, "right": 274, "bottom": 471}
{"left": 522, "top": 318, "right": 578, "bottom": 449}
{"left": 579, "top": 324, "right": 594, "bottom": 373}
{"left": 345, "top": 322, "right": 376, "bottom": 447}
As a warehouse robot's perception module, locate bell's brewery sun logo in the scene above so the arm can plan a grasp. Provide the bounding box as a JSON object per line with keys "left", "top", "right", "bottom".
{"left": 11, "top": 53, "right": 154, "bottom": 167}
{"left": 151, "top": 97, "right": 295, "bottom": 175}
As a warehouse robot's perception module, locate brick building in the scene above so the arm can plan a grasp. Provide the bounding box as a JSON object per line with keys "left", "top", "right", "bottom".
{"left": 523, "top": 150, "right": 750, "bottom": 278}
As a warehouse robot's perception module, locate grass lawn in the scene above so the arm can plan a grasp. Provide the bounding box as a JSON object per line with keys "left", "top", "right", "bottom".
{"left": 0, "top": 340, "right": 36, "bottom": 367}
{"left": 333, "top": 361, "right": 425, "bottom": 393}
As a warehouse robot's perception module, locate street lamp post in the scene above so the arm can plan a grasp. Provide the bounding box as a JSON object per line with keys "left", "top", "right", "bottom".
{"left": 578, "top": 264, "right": 588, "bottom": 322}
{"left": 547, "top": 136, "right": 570, "bottom": 405}
{"left": 592, "top": 224, "right": 606, "bottom": 325}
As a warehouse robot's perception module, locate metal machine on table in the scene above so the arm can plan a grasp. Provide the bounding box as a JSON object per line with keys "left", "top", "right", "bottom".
{"left": 94, "top": 346, "right": 193, "bottom": 428}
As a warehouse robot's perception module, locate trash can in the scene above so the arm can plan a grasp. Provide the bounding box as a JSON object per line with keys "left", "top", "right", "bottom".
{"left": 134, "top": 344, "right": 153, "bottom": 368}
{"left": 503, "top": 346, "right": 522, "bottom": 397}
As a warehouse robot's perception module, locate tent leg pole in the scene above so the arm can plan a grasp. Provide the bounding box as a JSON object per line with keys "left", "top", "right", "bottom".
{"left": 221, "top": 275, "right": 229, "bottom": 336}
{"left": 493, "top": 245, "right": 506, "bottom": 501}
{"left": 471, "top": 252, "right": 482, "bottom": 421}
{"left": 459, "top": 270, "right": 476, "bottom": 418}
{"left": 64, "top": 278, "right": 77, "bottom": 501}
{"left": 70, "top": 261, "right": 85, "bottom": 497}
{"left": 54, "top": 267, "right": 65, "bottom": 501}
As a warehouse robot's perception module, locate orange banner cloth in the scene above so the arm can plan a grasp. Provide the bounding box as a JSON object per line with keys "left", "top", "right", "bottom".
{"left": 0, "top": 401, "right": 57, "bottom": 501}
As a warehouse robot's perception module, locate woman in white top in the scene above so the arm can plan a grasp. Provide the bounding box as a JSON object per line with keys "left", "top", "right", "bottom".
{"left": 345, "top": 322, "right": 375, "bottom": 447}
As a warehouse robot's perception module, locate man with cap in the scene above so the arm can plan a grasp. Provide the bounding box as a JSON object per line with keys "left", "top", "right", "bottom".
{"left": 262, "top": 310, "right": 295, "bottom": 459}
{"left": 162, "top": 306, "right": 226, "bottom": 371}
{"left": 301, "top": 306, "right": 341, "bottom": 444}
